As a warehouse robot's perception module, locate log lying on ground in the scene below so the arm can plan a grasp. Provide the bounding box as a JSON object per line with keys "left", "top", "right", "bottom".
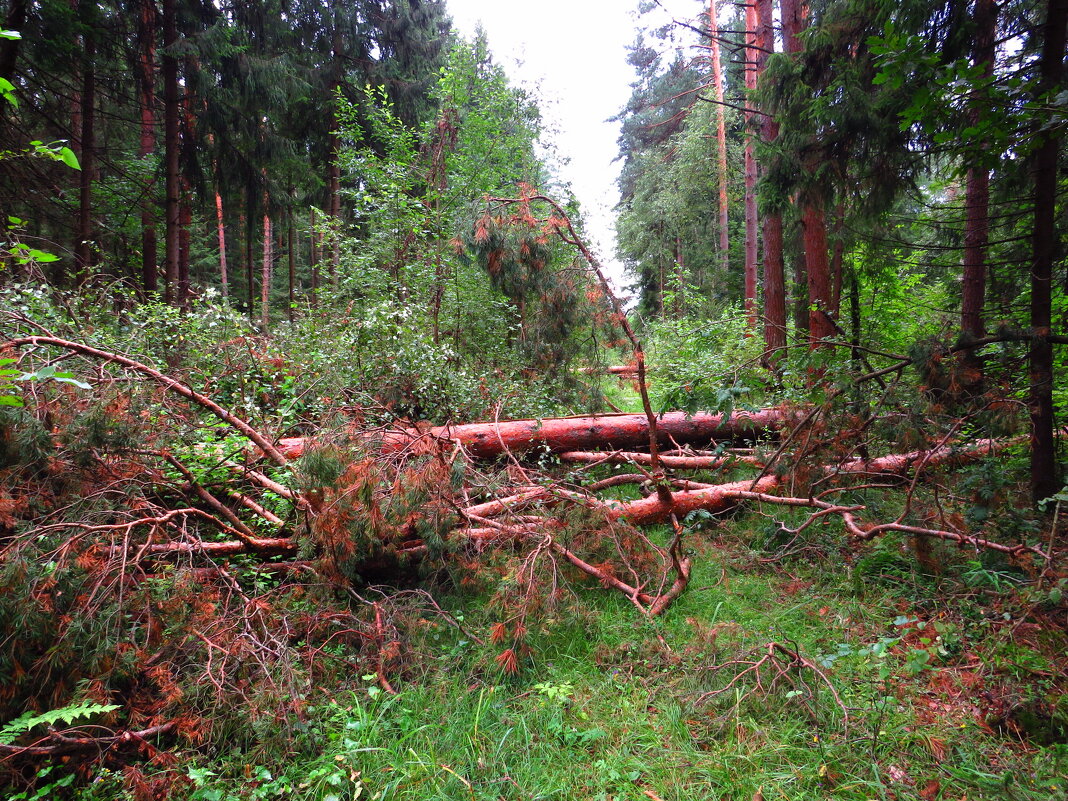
{"left": 560, "top": 449, "right": 765, "bottom": 470}
{"left": 277, "top": 408, "right": 789, "bottom": 461}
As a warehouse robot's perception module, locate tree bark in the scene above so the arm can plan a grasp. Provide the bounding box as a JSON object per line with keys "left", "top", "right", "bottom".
{"left": 961, "top": 0, "right": 998, "bottom": 342}
{"left": 276, "top": 408, "right": 790, "bottom": 461}
{"left": 756, "top": 0, "right": 786, "bottom": 358}
{"left": 708, "top": 0, "right": 730, "bottom": 275}
{"left": 162, "top": 0, "right": 180, "bottom": 305}
{"left": 288, "top": 204, "right": 296, "bottom": 321}
{"left": 743, "top": 1, "right": 759, "bottom": 330}
{"left": 215, "top": 183, "right": 228, "bottom": 298}
{"left": 137, "top": 0, "right": 158, "bottom": 294}
{"left": 1029, "top": 0, "right": 1067, "bottom": 503}
{"left": 0, "top": 0, "right": 26, "bottom": 81}
{"left": 73, "top": 23, "right": 95, "bottom": 282}
{"left": 802, "top": 201, "right": 835, "bottom": 344}
{"left": 261, "top": 209, "right": 272, "bottom": 330}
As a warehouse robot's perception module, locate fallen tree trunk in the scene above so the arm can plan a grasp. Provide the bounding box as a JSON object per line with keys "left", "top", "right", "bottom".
{"left": 560, "top": 450, "right": 765, "bottom": 470}
{"left": 277, "top": 408, "right": 789, "bottom": 461}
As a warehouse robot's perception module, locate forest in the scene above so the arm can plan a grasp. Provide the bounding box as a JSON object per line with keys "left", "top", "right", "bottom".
{"left": 0, "top": 0, "right": 1066, "bottom": 797}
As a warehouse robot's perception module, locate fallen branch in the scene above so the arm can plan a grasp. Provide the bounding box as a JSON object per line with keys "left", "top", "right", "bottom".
{"left": 7, "top": 336, "right": 291, "bottom": 467}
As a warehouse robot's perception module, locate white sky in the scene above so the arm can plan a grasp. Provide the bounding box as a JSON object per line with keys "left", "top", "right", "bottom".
{"left": 446, "top": 0, "right": 705, "bottom": 292}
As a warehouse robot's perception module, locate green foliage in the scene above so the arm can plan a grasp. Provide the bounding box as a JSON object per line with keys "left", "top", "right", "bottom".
{"left": 0, "top": 701, "right": 119, "bottom": 745}
{"left": 646, "top": 306, "right": 771, "bottom": 413}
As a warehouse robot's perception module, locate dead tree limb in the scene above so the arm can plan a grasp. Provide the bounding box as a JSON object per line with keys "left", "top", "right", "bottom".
{"left": 6, "top": 336, "right": 290, "bottom": 467}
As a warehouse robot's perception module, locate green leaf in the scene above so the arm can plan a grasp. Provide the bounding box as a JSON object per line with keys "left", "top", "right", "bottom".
{"left": 58, "top": 146, "right": 80, "bottom": 170}
{"left": 0, "top": 30, "right": 21, "bottom": 40}
{"left": 0, "top": 396, "right": 24, "bottom": 407}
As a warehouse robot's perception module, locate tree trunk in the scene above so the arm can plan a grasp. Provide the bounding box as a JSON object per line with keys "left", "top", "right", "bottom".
{"left": 288, "top": 204, "right": 296, "bottom": 322}
{"left": 261, "top": 209, "right": 272, "bottom": 330}
{"left": 708, "top": 0, "right": 730, "bottom": 275}
{"left": 245, "top": 186, "right": 255, "bottom": 318}
{"left": 802, "top": 201, "right": 835, "bottom": 344}
{"left": 215, "top": 183, "right": 228, "bottom": 298}
{"left": 961, "top": 0, "right": 998, "bottom": 342}
{"left": 756, "top": 0, "right": 786, "bottom": 358}
{"left": 781, "top": 0, "right": 808, "bottom": 342}
{"left": 74, "top": 24, "right": 95, "bottom": 282}
{"left": 743, "top": 1, "right": 759, "bottom": 330}
{"left": 276, "top": 408, "right": 791, "bottom": 461}
{"left": 1029, "top": 0, "right": 1067, "bottom": 503}
{"left": 310, "top": 207, "right": 319, "bottom": 306}
{"left": 137, "top": 0, "right": 158, "bottom": 294}
{"left": 0, "top": 0, "right": 26, "bottom": 81}
{"left": 162, "top": 0, "right": 180, "bottom": 305}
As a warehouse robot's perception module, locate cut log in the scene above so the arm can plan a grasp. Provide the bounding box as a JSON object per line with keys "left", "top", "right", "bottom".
{"left": 277, "top": 408, "right": 788, "bottom": 461}
{"left": 559, "top": 450, "right": 764, "bottom": 470}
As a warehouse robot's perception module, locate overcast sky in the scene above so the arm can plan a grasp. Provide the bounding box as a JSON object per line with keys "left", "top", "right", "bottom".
{"left": 445, "top": 0, "right": 705, "bottom": 291}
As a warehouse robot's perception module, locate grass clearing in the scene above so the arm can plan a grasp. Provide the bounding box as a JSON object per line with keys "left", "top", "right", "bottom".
{"left": 162, "top": 512, "right": 1068, "bottom": 801}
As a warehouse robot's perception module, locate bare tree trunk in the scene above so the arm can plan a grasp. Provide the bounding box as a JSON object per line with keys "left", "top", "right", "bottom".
{"left": 215, "top": 184, "right": 228, "bottom": 298}
{"left": 674, "top": 235, "right": 686, "bottom": 317}
{"left": 74, "top": 24, "right": 95, "bottom": 282}
{"left": 244, "top": 187, "right": 254, "bottom": 318}
{"left": 162, "top": 0, "right": 180, "bottom": 305}
{"left": 261, "top": 207, "right": 272, "bottom": 330}
{"left": 802, "top": 201, "right": 835, "bottom": 345}
{"left": 137, "top": 0, "right": 158, "bottom": 294}
{"left": 309, "top": 207, "right": 319, "bottom": 306}
{"left": 757, "top": 0, "right": 785, "bottom": 358}
{"left": 743, "top": 1, "right": 759, "bottom": 330}
{"left": 0, "top": 0, "right": 26, "bottom": 81}
{"left": 1029, "top": 0, "right": 1067, "bottom": 503}
{"left": 288, "top": 203, "right": 296, "bottom": 322}
{"left": 828, "top": 203, "right": 845, "bottom": 317}
{"left": 708, "top": 0, "right": 730, "bottom": 274}
{"left": 781, "top": 0, "right": 808, "bottom": 342}
{"left": 961, "top": 0, "right": 998, "bottom": 342}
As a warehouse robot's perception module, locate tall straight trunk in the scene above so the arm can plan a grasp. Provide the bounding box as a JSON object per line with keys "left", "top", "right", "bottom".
{"left": 162, "top": 0, "right": 180, "bottom": 305}
{"left": 802, "top": 202, "right": 835, "bottom": 345}
{"left": 961, "top": 0, "right": 998, "bottom": 342}
{"left": 178, "top": 196, "right": 191, "bottom": 305}
{"left": 674, "top": 235, "right": 686, "bottom": 317}
{"left": 177, "top": 56, "right": 197, "bottom": 307}
{"left": 781, "top": 0, "right": 808, "bottom": 341}
{"left": 756, "top": 0, "right": 785, "bottom": 357}
{"left": 74, "top": 26, "right": 95, "bottom": 281}
{"left": 1029, "top": 0, "right": 1067, "bottom": 503}
{"left": 215, "top": 184, "right": 228, "bottom": 297}
{"left": 742, "top": 2, "right": 759, "bottom": 329}
{"left": 328, "top": 5, "right": 342, "bottom": 285}
{"left": 244, "top": 188, "right": 254, "bottom": 318}
{"left": 137, "top": 0, "right": 157, "bottom": 294}
{"left": 261, "top": 211, "right": 272, "bottom": 330}
{"left": 708, "top": 0, "right": 729, "bottom": 273}
{"left": 288, "top": 207, "right": 296, "bottom": 322}
{"left": 829, "top": 204, "right": 845, "bottom": 317}
{"left": 0, "top": 0, "right": 27, "bottom": 81}
{"left": 309, "top": 207, "right": 319, "bottom": 306}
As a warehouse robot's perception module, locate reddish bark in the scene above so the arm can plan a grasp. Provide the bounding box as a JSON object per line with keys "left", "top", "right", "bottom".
{"left": 743, "top": 2, "right": 759, "bottom": 329}
{"left": 277, "top": 409, "right": 789, "bottom": 461}
{"left": 1029, "top": 0, "right": 1067, "bottom": 502}
{"left": 137, "top": 0, "right": 158, "bottom": 294}
{"left": 802, "top": 202, "right": 835, "bottom": 345}
{"left": 708, "top": 0, "right": 730, "bottom": 273}
{"left": 215, "top": 184, "right": 228, "bottom": 297}
{"left": 961, "top": 0, "right": 997, "bottom": 341}
{"left": 74, "top": 25, "right": 95, "bottom": 281}
{"left": 756, "top": 0, "right": 786, "bottom": 357}
{"left": 162, "top": 0, "right": 180, "bottom": 305}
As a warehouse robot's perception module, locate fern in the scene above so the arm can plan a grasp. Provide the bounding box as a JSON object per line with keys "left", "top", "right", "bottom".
{"left": 0, "top": 702, "right": 119, "bottom": 745}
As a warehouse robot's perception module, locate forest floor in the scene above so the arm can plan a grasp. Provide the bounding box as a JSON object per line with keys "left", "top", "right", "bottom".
{"left": 171, "top": 510, "right": 1068, "bottom": 801}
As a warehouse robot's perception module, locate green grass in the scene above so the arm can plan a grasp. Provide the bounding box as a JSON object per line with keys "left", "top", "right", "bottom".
{"left": 161, "top": 516, "right": 1068, "bottom": 801}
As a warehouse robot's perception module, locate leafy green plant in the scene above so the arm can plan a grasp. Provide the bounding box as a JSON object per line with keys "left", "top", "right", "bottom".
{"left": 0, "top": 701, "right": 119, "bottom": 745}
